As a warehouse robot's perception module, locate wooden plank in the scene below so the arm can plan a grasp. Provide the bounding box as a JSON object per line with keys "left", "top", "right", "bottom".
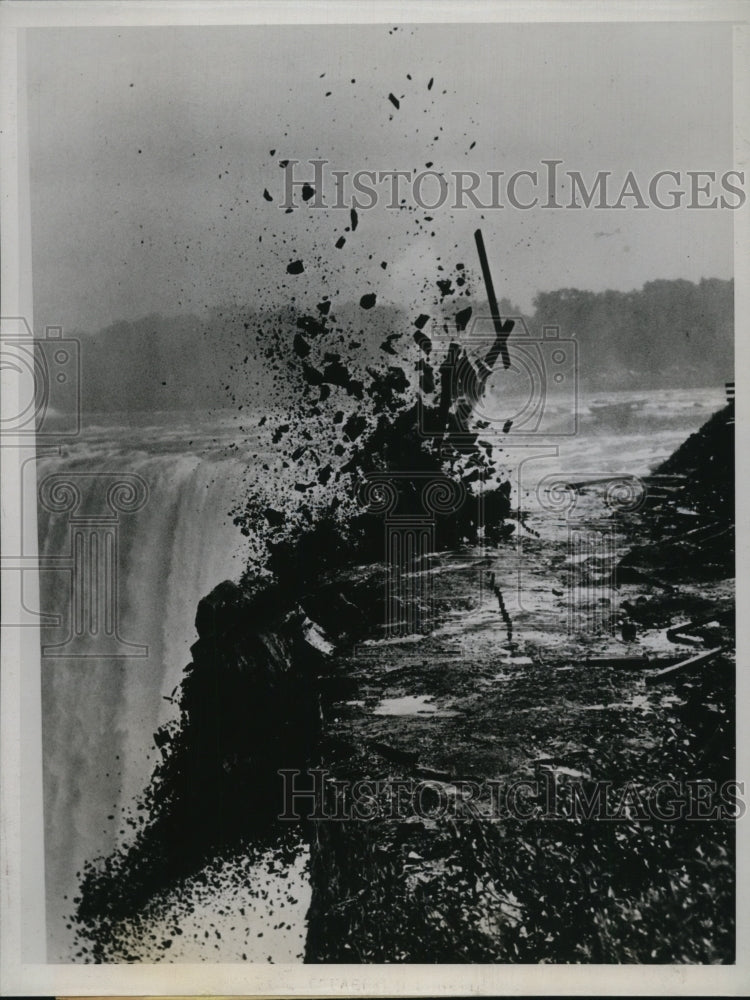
{"left": 565, "top": 474, "right": 685, "bottom": 491}
{"left": 665, "top": 613, "right": 731, "bottom": 644}
{"left": 566, "top": 477, "right": 629, "bottom": 490}
{"left": 644, "top": 647, "right": 723, "bottom": 686}
{"left": 585, "top": 655, "right": 684, "bottom": 670}
{"left": 474, "top": 228, "right": 512, "bottom": 370}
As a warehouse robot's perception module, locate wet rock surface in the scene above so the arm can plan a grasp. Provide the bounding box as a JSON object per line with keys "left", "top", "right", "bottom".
{"left": 302, "top": 407, "right": 735, "bottom": 963}
{"left": 304, "top": 545, "right": 734, "bottom": 962}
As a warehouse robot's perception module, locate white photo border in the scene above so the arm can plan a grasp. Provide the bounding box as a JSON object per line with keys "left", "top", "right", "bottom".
{"left": 1, "top": 1, "right": 748, "bottom": 995}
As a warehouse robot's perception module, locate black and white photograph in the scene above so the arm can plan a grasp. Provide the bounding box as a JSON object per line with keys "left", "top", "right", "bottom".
{"left": 1, "top": 1, "right": 748, "bottom": 995}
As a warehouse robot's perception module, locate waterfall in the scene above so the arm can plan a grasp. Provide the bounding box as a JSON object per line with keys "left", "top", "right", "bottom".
{"left": 37, "top": 422, "right": 256, "bottom": 959}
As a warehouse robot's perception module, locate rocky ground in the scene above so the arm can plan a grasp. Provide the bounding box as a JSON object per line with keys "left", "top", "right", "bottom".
{"left": 304, "top": 407, "right": 736, "bottom": 963}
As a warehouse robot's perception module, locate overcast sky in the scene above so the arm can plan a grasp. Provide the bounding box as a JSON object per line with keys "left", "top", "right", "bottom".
{"left": 27, "top": 21, "right": 735, "bottom": 333}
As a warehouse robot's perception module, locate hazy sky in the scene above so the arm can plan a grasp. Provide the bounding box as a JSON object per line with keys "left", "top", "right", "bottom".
{"left": 27, "top": 22, "right": 735, "bottom": 333}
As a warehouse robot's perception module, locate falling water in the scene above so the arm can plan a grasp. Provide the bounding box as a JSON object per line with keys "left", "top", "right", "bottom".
{"left": 36, "top": 411, "right": 309, "bottom": 962}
